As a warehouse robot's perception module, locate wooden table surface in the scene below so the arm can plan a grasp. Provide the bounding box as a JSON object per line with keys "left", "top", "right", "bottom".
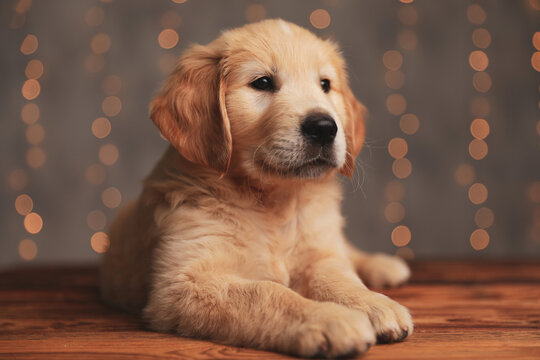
{"left": 1, "top": 260, "right": 539, "bottom": 359}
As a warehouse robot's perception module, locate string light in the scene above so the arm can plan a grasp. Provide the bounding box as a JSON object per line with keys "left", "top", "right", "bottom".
{"left": 24, "top": 212, "right": 43, "bottom": 234}
{"left": 18, "top": 239, "right": 37, "bottom": 261}
{"left": 90, "top": 232, "right": 110, "bottom": 253}
{"left": 158, "top": 29, "right": 179, "bottom": 49}
{"left": 310, "top": 9, "right": 331, "bottom": 29}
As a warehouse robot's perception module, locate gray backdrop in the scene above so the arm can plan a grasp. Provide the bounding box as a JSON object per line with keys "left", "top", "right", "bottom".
{"left": 1, "top": 0, "right": 540, "bottom": 268}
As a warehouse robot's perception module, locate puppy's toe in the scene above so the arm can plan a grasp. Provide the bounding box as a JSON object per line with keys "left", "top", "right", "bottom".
{"left": 359, "top": 253, "right": 410, "bottom": 289}
{"left": 363, "top": 293, "right": 413, "bottom": 344}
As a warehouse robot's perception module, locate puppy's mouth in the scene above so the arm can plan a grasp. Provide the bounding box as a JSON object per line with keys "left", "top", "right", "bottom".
{"left": 260, "top": 153, "right": 337, "bottom": 179}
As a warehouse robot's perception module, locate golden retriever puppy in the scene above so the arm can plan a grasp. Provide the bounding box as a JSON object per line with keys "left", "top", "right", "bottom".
{"left": 100, "top": 19, "right": 412, "bottom": 358}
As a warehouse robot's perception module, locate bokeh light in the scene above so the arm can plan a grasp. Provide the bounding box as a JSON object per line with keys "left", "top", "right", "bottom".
{"left": 158, "top": 29, "right": 179, "bottom": 49}
{"left": 384, "top": 70, "right": 405, "bottom": 90}
{"left": 392, "top": 158, "right": 412, "bottom": 179}
{"left": 85, "top": 163, "right": 106, "bottom": 185}
{"left": 455, "top": 164, "right": 475, "bottom": 187}
{"left": 470, "top": 229, "right": 490, "bottom": 250}
{"left": 395, "top": 246, "right": 414, "bottom": 260}
{"left": 85, "top": 6, "right": 104, "bottom": 27}
{"left": 21, "top": 103, "right": 40, "bottom": 124}
{"left": 245, "top": 4, "right": 266, "bottom": 23}
{"left": 469, "top": 138, "right": 488, "bottom": 160}
{"left": 15, "top": 194, "right": 33, "bottom": 215}
{"left": 383, "top": 50, "right": 403, "bottom": 71}
{"left": 388, "top": 137, "right": 408, "bottom": 159}
{"left": 92, "top": 117, "right": 111, "bottom": 139}
{"left": 21, "top": 79, "right": 40, "bottom": 100}
{"left": 91, "top": 33, "right": 111, "bottom": 54}
{"left": 18, "top": 239, "right": 37, "bottom": 261}
{"left": 467, "top": 4, "right": 486, "bottom": 25}
{"left": 26, "top": 147, "right": 46, "bottom": 168}
{"left": 99, "top": 144, "right": 119, "bottom": 166}
{"left": 310, "top": 9, "right": 331, "bottom": 29}
{"left": 91, "top": 232, "right": 110, "bottom": 253}
{"left": 385, "top": 202, "right": 405, "bottom": 223}
{"left": 469, "top": 50, "right": 489, "bottom": 71}
{"left": 385, "top": 180, "right": 406, "bottom": 202}
{"left": 472, "top": 28, "right": 491, "bottom": 49}
{"left": 475, "top": 207, "right": 494, "bottom": 228}
{"left": 102, "top": 187, "right": 122, "bottom": 208}
{"left": 9, "top": 169, "right": 29, "bottom": 191}
{"left": 399, "top": 0, "right": 414, "bottom": 4}
{"left": 386, "top": 94, "right": 407, "bottom": 115}
{"left": 469, "top": 183, "right": 488, "bottom": 205}
{"left": 400, "top": 113, "right": 419, "bottom": 135}
{"left": 397, "top": 6, "right": 418, "bottom": 25}
{"left": 25, "top": 123, "right": 45, "bottom": 145}
{"left": 101, "top": 96, "right": 122, "bottom": 117}
{"left": 20, "top": 34, "right": 38, "bottom": 55}
{"left": 15, "top": 0, "right": 32, "bottom": 14}
{"left": 470, "top": 118, "right": 490, "bottom": 139}
{"left": 534, "top": 32, "right": 540, "bottom": 51}
{"left": 24, "top": 212, "right": 43, "bottom": 234}
{"left": 472, "top": 71, "right": 492, "bottom": 92}
{"left": 25, "top": 59, "right": 44, "bottom": 79}
{"left": 532, "top": 52, "right": 540, "bottom": 72}
{"left": 391, "top": 225, "right": 411, "bottom": 247}
{"left": 87, "top": 210, "right": 107, "bottom": 231}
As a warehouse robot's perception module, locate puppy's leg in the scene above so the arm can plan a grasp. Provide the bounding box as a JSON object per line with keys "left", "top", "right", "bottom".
{"left": 347, "top": 242, "right": 410, "bottom": 288}
{"left": 143, "top": 273, "right": 375, "bottom": 358}
{"left": 301, "top": 256, "right": 413, "bottom": 344}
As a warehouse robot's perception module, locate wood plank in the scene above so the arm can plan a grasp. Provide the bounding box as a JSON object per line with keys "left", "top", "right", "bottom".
{"left": 1, "top": 261, "right": 539, "bottom": 359}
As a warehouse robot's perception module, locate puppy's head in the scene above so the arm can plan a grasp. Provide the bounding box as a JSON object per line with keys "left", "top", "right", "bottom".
{"left": 151, "top": 19, "right": 365, "bottom": 181}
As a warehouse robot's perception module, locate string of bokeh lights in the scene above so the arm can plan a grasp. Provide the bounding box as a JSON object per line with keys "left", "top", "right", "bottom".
{"left": 531, "top": 19, "right": 540, "bottom": 244}
{"left": 382, "top": 0, "right": 420, "bottom": 260}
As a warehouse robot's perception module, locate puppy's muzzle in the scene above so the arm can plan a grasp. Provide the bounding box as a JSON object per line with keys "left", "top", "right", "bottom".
{"left": 301, "top": 113, "right": 337, "bottom": 147}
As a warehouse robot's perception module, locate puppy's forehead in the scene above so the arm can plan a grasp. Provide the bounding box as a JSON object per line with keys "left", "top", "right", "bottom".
{"left": 222, "top": 19, "right": 341, "bottom": 81}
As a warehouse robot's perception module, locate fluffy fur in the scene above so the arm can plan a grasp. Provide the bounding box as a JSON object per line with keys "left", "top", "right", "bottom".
{"left": 100, "top": 19, "right": 412, "bottom": 358}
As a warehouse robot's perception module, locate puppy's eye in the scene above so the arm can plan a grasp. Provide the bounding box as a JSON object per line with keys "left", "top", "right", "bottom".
{"left": 321, "top": 79, "right": 331, "bottom": 93}
{"left": 250, "top": 76, "right": 274, "bottom": 92}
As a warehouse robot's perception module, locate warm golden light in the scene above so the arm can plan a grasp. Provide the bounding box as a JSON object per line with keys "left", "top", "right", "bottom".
{"left": 171, "top": 0, "right": 187, "bottom": 3}
{"left": 84, "top": 54, "right": 105, "bottom": 73}
{"left": 15, "top": 0, "right": 32, "bottom": 14}
{"left": 472, "top": 72, "right": 492, "bottom": 93}
{"left": 385, "top": 180, "right": 406, "bottom": 202}
{"left": 102, "top": 187, "right": 122, "bottom": 208}
{"left": 98, "top": 144, "right": 119, "bottom": 166}
{"left": 21, "top": 103, "right": 40, "bottom": 124}
{"left": 469, "top": 138, "right": 488, "bottom": 160}
{"left": 87, "top": 210, "right": 107, "bottom": 231}
{"left": 383, "top": 50, "right": 403, "bottom": 71}
{"left": 85, "top": 163, "right": 106, "bottom": 185}
{"left": 472, "top": 28, "right": 491, "bottom": 49}
{"left": 26, "top": 147, "right": 46, "bottom": 168}
{"left": 19, "top": 239, "right": 37, "bottom": 261}
{"left": 25, "top": 59, "right": 44, "bottom": 79}
{"left": 159, "top": 54, "right": 177, "bottom": 75}
{"left": 25, "top": 123, "right": 45, "bottom": 145}
{"left": 467, "top": 4, "right": 486, "bottom": 25}
{"left": 245, "top": 4, "right": 266, "bottom": 22}
{"left": 475, "top": 207, "right": 494, "bottom": 229}
{"left": 529, "top": 181, "right": 540, "bottom": 203}
{"left": 397, "top": 30, "right": 418, "bottom": 51}
{"left": 91, "top": 232, "right": 110, "bottom": 253}
{"left": 9, "top": 169, "right": 29, "bottom": 191}
{"left": 310, "top": 9, "right": 331, "bottom": 29}
{"left": 470, "top": 118, "right": 490, "bottom": 139}
{"left": 534, "top": 32, "right": 540, "bottom": 51}
{"left": 92, "top": 117, "right": 111, "bottom": 139}
{"left": 455, "top": 164, "right": 475, "bottom": 187}
{"left": 470, "top": 96, "right": 490, "bottom": 117}
{"left": 395, "top": 247, "right": 414, "bottom": 260}
{"left": 397, "top": 6, "right": 418, "bottom": 25}
{"left": 24, "top": 212, "right": 43, "bottom": 234}
{"left": 158, "top": 29, "right": 179, "bottom": 49}
{"left": 400, "top": 113, "right": 419, "bottom": 135}
{"left": 161, "top": 10, "right": 182, "bottom": 29}
{"left": 532, "top": 52, "right": 540, "bottom": 72}
{"left": 399, "top": 0, "right": 414, "bottom": 3}
{"left": 102, "top": 96, "right": 122, "bottom": 117}
{"left": 388, "top": 137, "right": 408, "bottom": 159}
{"left": 392, "top": 158, "right": 412, "bottom": 179}
{"left": 469, "top": 183, "right": 488, "bottom": 205}
{"left": 15, "top": 194, "right": 33, "bottom": 215}
{"left": 20, "top": 34, "right": 38, "bottom": 55}
{"left": 385, "top": 202, "right": 405, "bottom": 223}
{"left": 101, "top": 75, "right": 122, "bottom": 95}
{"left": 85, "top": 6, "right": 104, "bottom": 27}
{"left": 386, "top": 94, "right": 407, "bottom": 115}
{"left": 469, "top": 50, "right": 489, "bottom": 71}
{"left": 391, "top": 225, "right": 411, "bottom": 247}
{"left": 470, "top": 229, "right": 489, "bottom": 250}
{"left": 384, "top": 70, "right": 405, "bottom": 90}
{"left": 91, "top": 33, "right": 111, "bottom": 54}
{"left": 22, "top": 79, "right": 40, "bottom": 100}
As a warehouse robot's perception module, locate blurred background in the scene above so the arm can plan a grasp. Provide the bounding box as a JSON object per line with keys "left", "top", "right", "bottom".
{"left": 1, "top": 0, "right": 539, "bottom": 268}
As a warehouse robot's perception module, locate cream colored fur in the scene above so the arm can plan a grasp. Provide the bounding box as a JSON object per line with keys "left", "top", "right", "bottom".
{"left": 100, "top": 19, "right": 412, "bottom": 358}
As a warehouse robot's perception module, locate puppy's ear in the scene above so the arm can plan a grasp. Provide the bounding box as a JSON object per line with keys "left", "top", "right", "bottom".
{"left": 150, "top": 44, "right": 232, "bottom": 176}
{"left": 339, "top": 83, "right": 366, "bottom": 178}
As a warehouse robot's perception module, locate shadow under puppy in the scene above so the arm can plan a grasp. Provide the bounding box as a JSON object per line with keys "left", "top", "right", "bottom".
{"left": 100, "top": 19, "right": 412, "bottom": 358}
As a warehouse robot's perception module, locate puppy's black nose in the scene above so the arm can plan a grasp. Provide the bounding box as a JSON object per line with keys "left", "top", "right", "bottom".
{"left": 301, "top": 113, "right": 337, "bottom": 146}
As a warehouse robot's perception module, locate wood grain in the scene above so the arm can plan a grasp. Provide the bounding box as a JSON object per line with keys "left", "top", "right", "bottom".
{"left": 1, "top": 261, "right": 539, "bottom": 359}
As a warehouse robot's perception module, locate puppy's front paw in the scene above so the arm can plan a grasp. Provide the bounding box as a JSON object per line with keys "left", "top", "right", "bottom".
{"left": 291, "top": 303, "right": 375, "bottom": 358}
{"left": 359, "top": 253, "right": 410, "bottom": 289}
{"left": 356, "top": 291, "right": 413, "bottom": 344}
